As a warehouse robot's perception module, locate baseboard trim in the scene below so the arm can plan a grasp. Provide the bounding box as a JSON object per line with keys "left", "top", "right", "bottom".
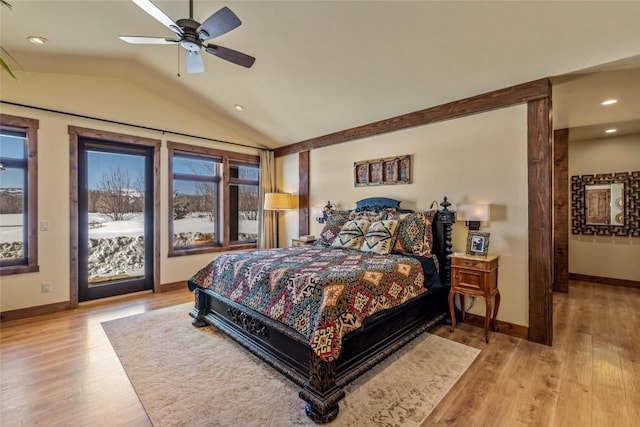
{"left": 463, "top": 313, "right": 529, "bottom": 340}
{"left": 1, "top": 282, "right": 188, "bottom": 322}
{"left": 0, "top": 301, "right": 70, "bottom": 323}
{"left": 569, "top": 273, "right": 640, "bottom": 289}
{"left": 159, "top": 281, "right": 187, "bottom": 292}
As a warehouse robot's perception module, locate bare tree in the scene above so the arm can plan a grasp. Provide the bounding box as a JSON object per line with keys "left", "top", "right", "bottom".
{"left": 173, "top": 191, "right": 189, "bottom": 220}
{"left": 186, "top": 160, "right": 217, "bottom": 222}
{"left": 95, "top": 167, "right": 137, "bottom": 221}
{"left": 0, "top": 191, "right": 23, "bottom": 214}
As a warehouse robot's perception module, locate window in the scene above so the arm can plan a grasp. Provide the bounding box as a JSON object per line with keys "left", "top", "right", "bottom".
{"left": 168, "top": 142, "right": 259, "bottom": 256}
{"left": 0, "top": 114, "right": 38, "bottom": 275}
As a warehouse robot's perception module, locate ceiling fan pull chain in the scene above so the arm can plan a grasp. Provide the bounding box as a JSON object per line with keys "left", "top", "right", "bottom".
{"left": 176, "top": 44, "right": 181, "bottom": 77}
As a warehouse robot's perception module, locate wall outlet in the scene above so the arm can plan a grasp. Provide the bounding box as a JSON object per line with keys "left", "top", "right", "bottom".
{"left": 41, "top": 282, "right": 51, "bottom": 293}
{"left": 40, "top": 221, "right": 50, "bottom": 231}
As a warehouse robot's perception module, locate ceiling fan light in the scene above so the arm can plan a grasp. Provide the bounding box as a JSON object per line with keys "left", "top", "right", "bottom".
{"left": 601, "top": 99, "right": 618, "bottom": 106}
{"left": 605, "top": 128, "right": 617, "bottom": 134}
{"left": 186, "top": 51, "right": 205, "bottom": 73}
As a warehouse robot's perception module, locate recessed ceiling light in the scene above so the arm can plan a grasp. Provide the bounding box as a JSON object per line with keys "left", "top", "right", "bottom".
{"left": 234, "top": 104, "right": 244, "bottom": 111}
{"left": 27, "top": 36, "right": 48, "bottom": 45}
{"left": 601, "top": 99, "right": 618, "bottom": 106}
{"left": 605, "top": 128, "right": 617, "bottom": 134}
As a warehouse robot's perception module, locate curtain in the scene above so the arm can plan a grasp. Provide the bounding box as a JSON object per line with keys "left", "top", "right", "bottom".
{"left": 258, "top": 150, "right": 276, "bottom": 248}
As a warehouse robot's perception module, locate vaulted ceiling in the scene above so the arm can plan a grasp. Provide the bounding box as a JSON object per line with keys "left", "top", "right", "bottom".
{"left": 2, "top": 1, "right": 639, "bottom": 148}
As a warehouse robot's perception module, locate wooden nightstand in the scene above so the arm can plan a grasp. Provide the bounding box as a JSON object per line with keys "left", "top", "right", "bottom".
{"left": 448, "top": 253, "right": 500, "bottom": 343}
{"left": 292, "top": 238, "right": 316, "bottom": 247}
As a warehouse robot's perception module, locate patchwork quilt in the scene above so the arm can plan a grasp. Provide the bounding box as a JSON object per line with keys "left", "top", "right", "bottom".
{"left": 188, "top": 245, "right": 429, "bottom": 362}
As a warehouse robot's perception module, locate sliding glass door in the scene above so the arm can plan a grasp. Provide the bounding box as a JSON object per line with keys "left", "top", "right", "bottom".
{"left": 77, "top": 138, "right": 154, "bottom": 301}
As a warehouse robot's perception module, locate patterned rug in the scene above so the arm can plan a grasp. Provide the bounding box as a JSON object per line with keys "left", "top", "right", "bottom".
{"left": 102, "top": 303, "right": 479, "bottom": 427}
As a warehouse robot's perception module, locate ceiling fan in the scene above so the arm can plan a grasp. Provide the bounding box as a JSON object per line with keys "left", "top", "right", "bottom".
{"left": 119, "top": 0, "right": 255, "bottom": 73}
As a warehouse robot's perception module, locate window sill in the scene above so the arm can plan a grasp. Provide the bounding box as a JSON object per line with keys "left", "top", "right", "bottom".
{"left": 168, "top": 243, "right": 257, "bottom": 258}
{"left": 0, "top": 264, "right": 40, "bottom": 276}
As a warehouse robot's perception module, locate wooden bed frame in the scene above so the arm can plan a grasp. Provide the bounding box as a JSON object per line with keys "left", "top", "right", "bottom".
{"left": 189, "top": 197, "right": 455, "bottom": 423}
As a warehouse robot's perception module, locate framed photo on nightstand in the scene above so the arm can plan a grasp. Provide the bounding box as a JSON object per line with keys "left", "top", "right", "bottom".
{"left": 466, "top": 231, "right": 490, "bottom": 256}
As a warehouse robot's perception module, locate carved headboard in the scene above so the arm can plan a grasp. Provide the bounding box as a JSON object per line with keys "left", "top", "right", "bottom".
{"left": 354, "top": 197, "right": 413, "bottom": 214}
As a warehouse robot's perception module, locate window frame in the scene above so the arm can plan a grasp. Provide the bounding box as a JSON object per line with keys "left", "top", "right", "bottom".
{"left": 228, "top": 159, "right": 260, "bottom": 245}
{"left": 167, "top": 141, "right": 259, "bottom": 257}
{"left": 0, "top": 114, "right": 39, "bottom": 276}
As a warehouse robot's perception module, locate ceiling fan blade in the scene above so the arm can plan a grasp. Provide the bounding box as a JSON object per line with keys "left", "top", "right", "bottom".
{"left": 131, "top": 0, "right": 183, "bottom": 36}
{"left": 185, "top": 50, "right": 205, "bottom": 73}
{"left": 205, "top": 44, "right": 255, "bottom": 68}
{"left": 119, "top": 36, "right": 178, "bottom": 44}
{"left": 197, "top": 7, "right": 241, "bottom": 41}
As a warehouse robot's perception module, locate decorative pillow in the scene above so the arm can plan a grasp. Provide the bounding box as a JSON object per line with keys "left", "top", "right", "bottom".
{"left": 331, "top": 220, "right": 370, "bottom": 250}
{"left": 348, "top": 210, "right": 386, "bottom": 222}
{"left": 382, "top": 208, "right": 401, "bottom": 220}
{"left": 326, "top": 211, "right": 351, "bottom": 226}
{"left": 360, "top": 220, "right": 399, "bottom": 255}
{"left": 315, "top": 224, "right": 342, "bottom": 246}
{"left": 393, "top": 211, "right": 436, "bottom": 256}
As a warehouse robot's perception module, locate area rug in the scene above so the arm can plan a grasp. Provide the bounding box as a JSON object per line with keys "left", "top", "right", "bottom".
{"left": 102, "top": 303, "right": 479, "bottom": 427}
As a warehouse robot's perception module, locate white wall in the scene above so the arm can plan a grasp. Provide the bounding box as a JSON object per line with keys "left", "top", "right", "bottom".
{"left": 1, "top": 71, "right": 261, "bottom": 312}
{"left": 280, "top": 106, "right": 530, "bottom": 327}
{"left": 569, "top": 133, "right": 640, "bottom": 281}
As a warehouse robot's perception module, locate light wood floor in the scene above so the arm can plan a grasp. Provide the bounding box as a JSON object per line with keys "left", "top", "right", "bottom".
{"left": 1, "top": 281, "right": 638, "bottom": 426}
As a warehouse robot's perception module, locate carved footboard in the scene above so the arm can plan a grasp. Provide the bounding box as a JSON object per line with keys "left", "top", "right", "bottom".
{"left": 190, "top": 284, "right": 449, "bottom": 423}
{"left": 191, "top": 287, "right": 344, "bottom": 422}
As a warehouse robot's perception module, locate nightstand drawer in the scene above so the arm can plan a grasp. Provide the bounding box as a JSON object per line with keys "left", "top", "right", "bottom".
{"left": 453, "top": 268, "right": 483, "bottom": 290}
{"left": 451, "top": 255, "right": 498, "bottom": 271}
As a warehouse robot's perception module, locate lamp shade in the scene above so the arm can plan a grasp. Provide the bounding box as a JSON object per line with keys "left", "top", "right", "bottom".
{"left": 264, "top": 192, "right": 293, "bottom": 210}
{"left": 458, "top": 204, "right": 490, "bottom": 221}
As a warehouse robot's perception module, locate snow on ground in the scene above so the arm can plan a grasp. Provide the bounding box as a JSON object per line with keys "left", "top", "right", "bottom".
{"left": 1, "top": 212, "right": 258, "bottom": 279}
{"left": 0, "top": 214, "right": 23, "bottom": 243}
{"left": 1, "top": 212, "right": 257, "bottom": 242}
{"left": 88, "top": 213, "right": 144, "bottom": 238}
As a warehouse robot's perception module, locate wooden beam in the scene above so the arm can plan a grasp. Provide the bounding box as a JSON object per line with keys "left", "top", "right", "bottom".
{"left": 553, "top": 129, "right": 569, "bottom": 293}
{"left": 275, "top": 79, "right": 551, "bottom": 157}
{"left": 298, "top": 151, "right": 310, "bottom": 237}
{"left": 527, "top": 95, "right": 554, "bottom": 346}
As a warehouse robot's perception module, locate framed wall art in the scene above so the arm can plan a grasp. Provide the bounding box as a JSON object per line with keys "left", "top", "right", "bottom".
{"left": 466, "top": 231, "right": 490, "bottom": 256}
{"left": 354, "top": 155, "right": 411, "bottom": 187}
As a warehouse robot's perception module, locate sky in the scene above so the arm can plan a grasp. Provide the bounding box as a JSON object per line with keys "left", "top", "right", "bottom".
{"left": 87, "top": 151, "right": 145, "bottom": 190}
{"left": 1, "top": 136, "right": 250, "bottom": 196}
{"left": 0, "top": 132, "right": 25, "bottom": 190}
{"left": 1, "top": 132, "right": 146, "bottom": 190}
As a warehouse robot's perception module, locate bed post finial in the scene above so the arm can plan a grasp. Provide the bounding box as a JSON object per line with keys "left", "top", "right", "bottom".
{"left": 434, "top": 197, "right": 456, "bottom": 285}
{"left": 440, "top": 196, "right": 452, "bottom": 212}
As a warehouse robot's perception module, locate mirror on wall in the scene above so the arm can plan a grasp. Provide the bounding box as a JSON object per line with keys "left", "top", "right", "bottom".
{"left": 572, "top": 171, "right": 640, "bottom": 237}
{"left": 585, "top": 182, "right": 624, "bottom": 225}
